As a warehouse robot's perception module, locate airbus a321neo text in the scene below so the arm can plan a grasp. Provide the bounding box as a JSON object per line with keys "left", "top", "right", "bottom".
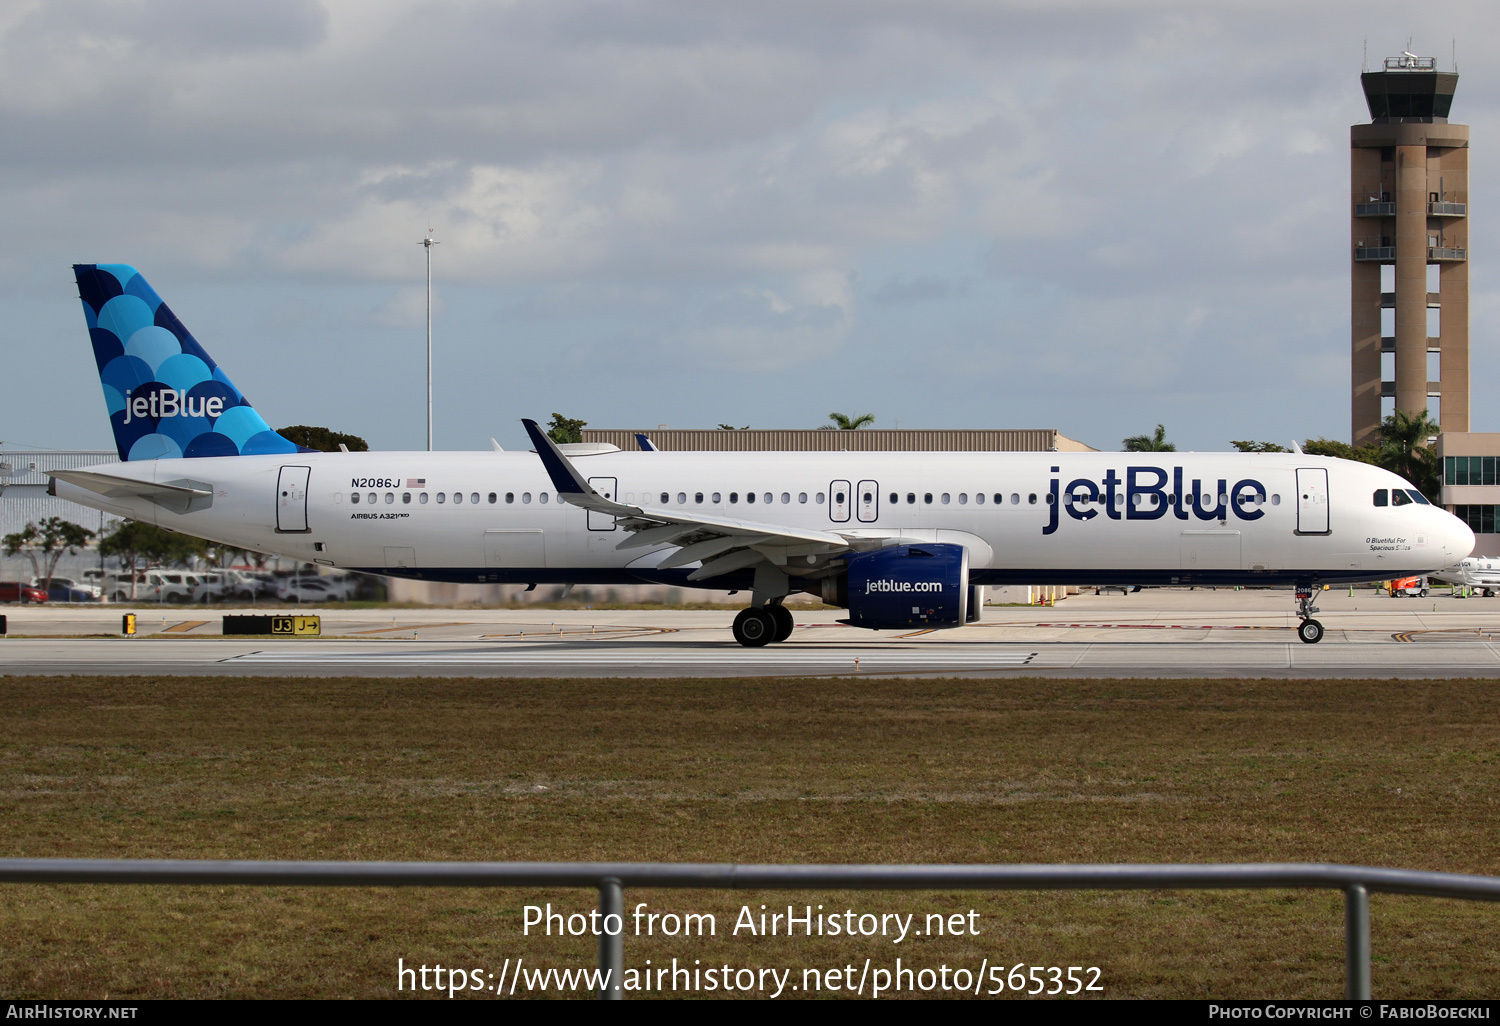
{"left": 51, "top": 264, "right": 1474, "bottom": 646}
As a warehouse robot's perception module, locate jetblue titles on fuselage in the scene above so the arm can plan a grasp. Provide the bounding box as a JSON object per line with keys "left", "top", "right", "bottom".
{"left": 1045, "top": 465, "right": 1265, "bottom": 535}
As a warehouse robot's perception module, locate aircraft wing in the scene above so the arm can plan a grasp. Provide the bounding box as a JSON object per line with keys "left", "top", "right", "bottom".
{"left": 522, "top": 419, "right": 889, "bottom": 579}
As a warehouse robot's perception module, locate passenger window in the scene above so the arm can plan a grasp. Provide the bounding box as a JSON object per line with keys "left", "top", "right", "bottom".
{"left": 713, "top": 492, "right": 722, "bottom": 503}
{"left": 437, "top": 493, "right": 446, "bottom": 503}
{"left": 1028, "top": 494, "right": 1037, "bottom": 504}
{"left": 677, "top": 493, "right": 686, "bottom": 504}
{"left": 471, "top": 493, "right": 480, "bottom": 505}
{"left": 816, "top": 492, "right": 825, "bottom": 503}
{"left": 1392, "top": 490, "right": 1413, "bottom": 507}
{"left": 781, "top": 492, "right": 790, "bottom": 504}
{"left": 540, "top": 493, "right": 549, "bottom": 503}
{"left": 1011, "top": 493, "right": 1020, "bottom": 504}
{"left": 994, "top": 493, "right": 1003, "bottom": 504}
{"left": 959, "top": 493, "right": 968, "bottom": 504}
{"left": 522, "top": 492, "right": 531, "bottom": 504}
{"left": 660, "top": 492, "right": 669, "bottom": 504}
{"left": 488, "top": 493, "right": 496, "bottom": 504}
{"left": 402, "top": 492, "right": 411, "bottom": 504}
{"left": 730, "top": 492, "right": 739, "bottom": 503}
{"left": 1373, "top": 489, "right": 1389, "bottom": 506}
{"left": 907, "top": 493, "right": 916, "bottom": 504}
{"left": 506, "top": 492, "right": 515, "bottom": 504}
{"left": 976, "top": 493, "right": 985, "bottom": 505}
{"left": 747, "top": 492, "right": 756, "bottom": 503}
{"left": 941, "top": 493, "right": 950, "bottom": 504}
{"left": 368, "top": 492, "right": 377, "bottom": 504}
{"left": 385, "top": 493, "right": 395, "bottom": 504}
{"left": 1271, "top": 494, "right": 1280, "bottom": 505}
{"left": 420, "top": 493, "right": 429, "bottom": 504}
{"left": 454, "top": 492, "right": 463, "bottom": 504}
{"left": 695, "top": 493, "right": 704, "bottom": 504}
{"left": 924, "top": 493, "right": 933, "bottom": 504}
{"left": 835, "top": 492, "right": 844, "bottom": 504}
{"left": 350, "top": 492, "right": 360, "bottom": 504}
{"left": 799, "top": 493, "right": 807, "bottom": 503}
{"left": 889, "top": 492, "right": 897, "bottom": 504}
{"left": 764, "top": 492, "right": 772, "bottom": 504}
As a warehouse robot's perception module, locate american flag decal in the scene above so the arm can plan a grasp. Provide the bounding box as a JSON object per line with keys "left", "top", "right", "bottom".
{"left": 406, "top": 478, "right": 426, "bottom": 488}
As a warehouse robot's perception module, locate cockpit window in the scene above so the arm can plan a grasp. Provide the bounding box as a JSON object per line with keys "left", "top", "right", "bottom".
{"left": 1391, "top": 490, "right": 1413, "bottom": 507}
{"left": 1408, "top": 489, "right": 1431, "bottom": 505}
{"left": 1373, "top": 489, "right": 1388, "bottom": 507}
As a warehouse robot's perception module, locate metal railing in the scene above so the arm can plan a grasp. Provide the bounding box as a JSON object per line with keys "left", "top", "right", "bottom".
{"left": 1, "top": 859, "right": 1496, "bottom": 999}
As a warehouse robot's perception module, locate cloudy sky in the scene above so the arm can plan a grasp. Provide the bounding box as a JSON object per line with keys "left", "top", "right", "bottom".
{"left": 2, "top": 0, "right": 1497, "bottom": 454}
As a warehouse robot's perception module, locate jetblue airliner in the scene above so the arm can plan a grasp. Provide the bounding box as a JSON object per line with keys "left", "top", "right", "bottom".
{"left": 50, "top": 264, "right": 1474, "bottom": 646}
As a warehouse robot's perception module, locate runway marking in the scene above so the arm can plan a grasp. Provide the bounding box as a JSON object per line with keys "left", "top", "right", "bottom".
{"left": 1391, "top": 628, "right": 1500, "bottom": 643}
{"left": 479, "top": 627, "right": 676, "bottom": 639}
{"left": 224, "top": 649, "right": 1038, "bottom": 668}
{"left": 348, "top": 622, "right": 470, "bottom": 634}
{"left": 1031, "top": 622, "right": 1284, "bottom": 631}
{"left": 895, "top": 629, "right": 938, "bottom": 638}
{"left": 162, "top": 620, "right": 209, "bottom": 633}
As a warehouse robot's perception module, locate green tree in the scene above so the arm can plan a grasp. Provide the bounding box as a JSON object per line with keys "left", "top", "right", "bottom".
{"left": 1302, "top": 437, "right": 1380, "bottom": 464}
{"left": 718, "top": 424, "right": 750, "bottom": 431}
{"left": 3, "top": 517, "right": 96, "bottom": 596}
{"left": 1374, "top": 409, "right": 1442, "bottom": 500}
{"left": 1123, "top": 424, "right": 1175, "bottom": 452}
{"left": 546, "top": 413, "right": 586, "bottom": 444}
{"left": 828, "top": 412, "right": 875, "bottom": 430}
{"left": 1230, "top": 440, "right": 1289, "bottom": 453}
{"left": 99, "top": 521, "right": 212, "bottom": 597}
{"left": 277, "top": 426, "right": 369, "bottom": 452}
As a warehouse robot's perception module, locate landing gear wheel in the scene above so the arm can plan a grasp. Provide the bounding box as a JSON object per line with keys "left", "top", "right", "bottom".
{"left": 1298, "top": 618, "right": 1324, "bottom": 644}
{"left": 732, "top": 608, "right": 775, "bottom": 647}
{"left": 767, "top": 604, "right": 794, "bottom": 643}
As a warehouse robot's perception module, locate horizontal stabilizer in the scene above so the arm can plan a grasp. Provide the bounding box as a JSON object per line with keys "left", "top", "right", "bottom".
{"left": 49, "top": 469, "right": 214, "bottom": 514}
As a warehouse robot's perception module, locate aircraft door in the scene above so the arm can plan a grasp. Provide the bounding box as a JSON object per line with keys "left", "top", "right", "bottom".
{"left": 857, "top": 479, "right": 879, "bottom": 522}
{"left": 1295, "top": 468, "right": 1330, "bottom": 535}
{"left": 829, "top": 480, "right": 851, "bottom": 523}
{"left": 276, "top": 466, "right": 310, "bottom": 533}
{"left": 587, "top": 477, "right": 618, "bottom": 531}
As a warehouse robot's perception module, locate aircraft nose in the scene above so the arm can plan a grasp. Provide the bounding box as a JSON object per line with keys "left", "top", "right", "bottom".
{"left": 1444, "top": 510, "right": 1476, "bottom": 561}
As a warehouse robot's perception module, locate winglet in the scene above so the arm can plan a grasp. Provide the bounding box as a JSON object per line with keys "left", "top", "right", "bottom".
{"left": 635, "top": 433, "right": 659, "bottom": 452}
{"left": 522, "top": 419, "right": 596, "bottom": 498}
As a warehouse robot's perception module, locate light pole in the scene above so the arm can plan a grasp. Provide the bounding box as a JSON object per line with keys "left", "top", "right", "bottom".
{"left": 421, "top": 230, "right": 439, "bottom": 451}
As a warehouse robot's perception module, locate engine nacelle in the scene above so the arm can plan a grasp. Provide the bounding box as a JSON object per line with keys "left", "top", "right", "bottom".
{"left": 844, "top": 543, "right": 969, "bottom": 629}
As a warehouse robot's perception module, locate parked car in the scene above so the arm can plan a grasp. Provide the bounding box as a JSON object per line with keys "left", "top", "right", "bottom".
{"left": 109, "top": 570, "right": 201, "bottom": 603}
{"left": 191, "top": 572, "right": 232, "bottom": 603}
{"left": 32, "top": 576, "right": 103, "bottom": 602}
{"left": 278, "top": 575, "right": 350, "bottom": 603}
{"left": 228, "top": 570, "right": 279, "bottom": 601}
{"left": 0, "top": 582, "right": 48, "bottom": 603}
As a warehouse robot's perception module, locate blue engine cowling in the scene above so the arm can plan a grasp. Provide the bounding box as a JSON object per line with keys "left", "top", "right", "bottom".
{"left": 844, "top": 543, "right": 970, "bottom": 629}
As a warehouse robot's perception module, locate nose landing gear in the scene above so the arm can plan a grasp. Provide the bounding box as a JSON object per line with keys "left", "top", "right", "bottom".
{"left": 1295, "top": 585, "right": 1324, "bottom": 644}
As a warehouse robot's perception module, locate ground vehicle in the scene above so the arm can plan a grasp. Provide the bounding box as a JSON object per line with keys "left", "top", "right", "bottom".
{"left": 0, "top": 582, "right": 48, "bottom": 603}
{"left": 31, "top": 576, "right": 102, "bottom": 602}
{"left": 1390, "top": 576, "right": 1429, "bottom": 597}
{"left": 278, "top": 575, "right": 349, "bottom": 603}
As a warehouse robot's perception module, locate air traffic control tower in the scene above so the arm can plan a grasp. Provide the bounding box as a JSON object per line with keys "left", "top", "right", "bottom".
{"left": 1351, "top": 54, "right": 1468, "bottom": 447}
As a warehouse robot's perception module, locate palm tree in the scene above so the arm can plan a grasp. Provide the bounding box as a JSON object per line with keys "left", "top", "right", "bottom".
{"left": 828, "top": 412, "right": 875, "bottom": 430}
{"left": 1377, "top": 409, "right": 1441, "bottom": 499}
{"left": 1123, "top": 424, "right": 1175, "bottom": 452}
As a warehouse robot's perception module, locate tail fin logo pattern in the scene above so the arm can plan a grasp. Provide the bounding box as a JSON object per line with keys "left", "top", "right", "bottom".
{"left": 74, "top": 263, "right": 298, "bottom": 461}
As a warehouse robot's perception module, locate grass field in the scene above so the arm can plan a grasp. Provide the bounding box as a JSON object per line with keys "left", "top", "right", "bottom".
{"left": 0, "top": 675, "right": 1496, "bottom": 999}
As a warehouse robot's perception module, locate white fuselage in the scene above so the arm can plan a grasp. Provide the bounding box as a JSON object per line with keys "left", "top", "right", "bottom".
{"left": 1431, "top": 557, "right": 1500, "bottom": 589}
{"left": 54, "top": 449, "right": 1474, "bottom": 590}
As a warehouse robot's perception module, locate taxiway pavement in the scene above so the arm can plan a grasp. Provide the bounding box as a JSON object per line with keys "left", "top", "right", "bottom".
{"left": 3, "top": 589, "right": 1500, "bottom": 678}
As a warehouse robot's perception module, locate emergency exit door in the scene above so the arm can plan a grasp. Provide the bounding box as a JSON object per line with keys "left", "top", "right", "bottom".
{"left": 276, "top": 466, "right": 310, "bottom": 533}
{"left": 857, "top": 480, "right": 879, "bottom": 522}
{"left": 1295, "top": 468, "right": 1329, "bottom": 535}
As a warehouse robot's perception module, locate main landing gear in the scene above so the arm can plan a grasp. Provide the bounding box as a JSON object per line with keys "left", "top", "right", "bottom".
{"left": 732, "top": 604, "right": 795, "bottom": 647}
{"left": 1295, "top": 586, "right": 1324, "bottom": 644}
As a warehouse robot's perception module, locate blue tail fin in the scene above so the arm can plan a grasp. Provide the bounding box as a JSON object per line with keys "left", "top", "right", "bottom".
{"left": 74, "top": 264, "right": 300, "bottom": 461}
